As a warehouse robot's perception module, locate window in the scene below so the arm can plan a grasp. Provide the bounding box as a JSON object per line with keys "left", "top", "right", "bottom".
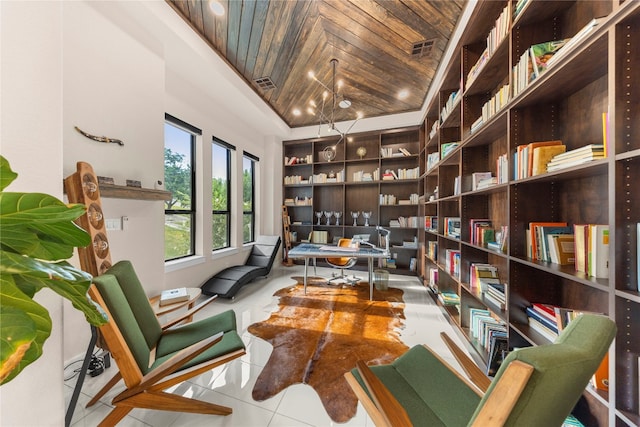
{"left": 243, "top": 152, "right": 258, "bottom": 243}
{"left": 212, "top": 138, "right": 234, "bottom": 250}
{"left": 164, "top": 114, "right": 199, "bottom": 261}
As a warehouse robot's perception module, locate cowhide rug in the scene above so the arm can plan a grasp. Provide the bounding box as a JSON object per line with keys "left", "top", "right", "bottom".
{"left": 247, "top": 277, "right": 409, "bottom": 423}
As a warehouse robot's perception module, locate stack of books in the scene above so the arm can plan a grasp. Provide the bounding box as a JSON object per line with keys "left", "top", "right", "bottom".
{"left": 485, "top": 283, "right": 507, "bottom": 310}
{"left": 546, "top": 144, "right": 605, "bottom": 171}
{"left": 469, "top": 263, "right": 500, "bottom": 294}
{"left": 526, "top": 303, "right": 560, "bottom": 341}
{"left": 438, "top": 290, "right": 460, "bottom": 307}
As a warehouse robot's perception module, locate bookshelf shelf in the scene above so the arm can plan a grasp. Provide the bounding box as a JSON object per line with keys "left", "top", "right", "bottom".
{"left": 417, "top": 1, "right": 640, "bottom": 425}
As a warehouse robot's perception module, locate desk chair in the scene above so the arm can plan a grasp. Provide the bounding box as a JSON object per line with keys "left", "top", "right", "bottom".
{"left": 326, "top": 238, "right": 360, "bottom": 285}
{"left": 345, "top": 313, "right": 615, "bottom": 426}
{"left": 88, "top": 260, "right": 246, "bottom": 426}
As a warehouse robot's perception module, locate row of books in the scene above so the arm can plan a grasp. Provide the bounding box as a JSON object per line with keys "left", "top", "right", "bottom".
{"left": 467, "top": 2, "right": 511, "bottom": 88}
{"left": 380, "top": 147, "right": 412, "bottom": 158}
{"left": 426, "top": 151, "right": 440, "bottom": 171}
{"left": 429, "top": 120, "right": 439, "bottom": 139}
{"left": 514, "top": 140, "right": 565, "bottom": 179}
{"left": 526, "top": 222, "right": 609, "bottom": 278}
{"left": 469, "top": 308, "right": 507, "bottom": 355}
{"left": 284, "top": 154, "right": 312, "bottom": 165}
{"left": 426, "top": 241, "right": 437, "bottom": 261}
{"left": 283, "top": 175, "right": 310, "bottom": 185}
{"left": 525, "top": 303, "right": 602, "bottom": 344}
{"left": 444, "top": 217, "right": 461, "bottom": 239}
{"left": 312, "top": 170, "right": 344, "bottom": 183}
{"left": 575, "top": 224, "right": 609, "bottom": 278}
{"left": 383, "top": 166, "right": 420, "bottom": 180}
{"left": 480, "top": 83, "right": 510, "bottom": 125}
{"left": 513, "top": 39, "right": 569, "bottom": 97}
{"left": 352, "top": 168, "right": 378, "bottom": 182}
{"left": 284, "top": 196, "right": 312, "bottom": 206}
{"left": 425, "top": 216, "right": 438, "bottom": 232}
{"left": 380, "top": 194, "right": 419, "bottom": 206}
{"left": 445, "top": 249, "right": 461, "bottom": 279}
{"left": 392, "top": 216, "right": 419, "bottom": 228}
{"left": 469, "top": 218, "right": 495, "bottom": 248}
{"left": 496, "top": 153, "right": 508, "bottom": 185}
{"left": 440, "top": 90, "right": 461, "bottom": 123}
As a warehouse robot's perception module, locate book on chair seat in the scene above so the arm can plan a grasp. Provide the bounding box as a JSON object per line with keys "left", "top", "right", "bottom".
{"left": 160, "top": 287, "right": 189, "bottom": 306}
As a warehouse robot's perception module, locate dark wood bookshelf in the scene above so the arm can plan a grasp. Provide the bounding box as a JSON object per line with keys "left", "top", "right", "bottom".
{"left": 417, "top": 1, "right": 640, "bottom": 426}
{"left": 283, "top": 126, "right": 422, "bottom": 275}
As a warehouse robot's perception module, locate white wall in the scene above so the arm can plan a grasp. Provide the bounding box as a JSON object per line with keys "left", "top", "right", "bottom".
{"left": 0, "top": 2, "right": 67, "bottom": 425}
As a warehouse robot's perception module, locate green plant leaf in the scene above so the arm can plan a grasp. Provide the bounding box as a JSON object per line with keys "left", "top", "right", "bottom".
{"left": 0, "top": 251, "right": 105, "bottom": 326}
{"left": 0, "top": 275, "right": 50, "bottom": 385}
{"left": 1, "top": 221, "right": 90, "bottom": 261}
{"left": 0, "top": 156, "right": 18, "bottom": 192}
{"left": 0, "top": 156, "right": 106, "bottom": 385}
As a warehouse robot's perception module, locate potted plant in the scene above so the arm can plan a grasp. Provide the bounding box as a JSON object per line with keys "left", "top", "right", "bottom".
{"left": 0, "top": 155, "right": 106, "bottom": 384}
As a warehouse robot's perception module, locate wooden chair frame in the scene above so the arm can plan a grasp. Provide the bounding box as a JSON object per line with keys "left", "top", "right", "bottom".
{"left": 344, "top": 335, "right": 538, "bottom": 427}
{"left": 87, "top": 285, "right": 246, "bottom": 426}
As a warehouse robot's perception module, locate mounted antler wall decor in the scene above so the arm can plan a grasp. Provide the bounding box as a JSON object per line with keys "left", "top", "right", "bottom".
{"left": 74, "top": 126, "right": 124, "bottom": 146}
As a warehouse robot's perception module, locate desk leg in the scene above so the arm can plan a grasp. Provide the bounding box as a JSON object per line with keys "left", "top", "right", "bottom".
{"left": 304, "top": 258, "right": 309, "bottom": 295}
{"left": 368, "top": 258, "right": 373, "bottom": 301}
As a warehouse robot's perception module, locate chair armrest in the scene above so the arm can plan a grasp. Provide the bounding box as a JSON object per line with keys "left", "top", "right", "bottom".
{"left": 355, "top": 360, "right": 412, "bottom": 427}
{"left": 470, "top": 360, "right": 533, "bottom": 426}
{"left": 440, "top": 332, "right": 492, "bottom": 393}
{"left": 161, "top": 295, "right": 218, "bottom": 330}
{"left": 114, "top": 331, "right": 224, "bottom": 403}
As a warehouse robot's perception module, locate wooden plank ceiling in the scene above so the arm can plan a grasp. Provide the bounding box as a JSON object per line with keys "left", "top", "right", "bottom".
{"left": 167, "top": 0, "right": 465, "bottom": 128}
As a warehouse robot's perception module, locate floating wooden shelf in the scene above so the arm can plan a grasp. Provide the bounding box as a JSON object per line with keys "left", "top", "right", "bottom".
{"left": 99, "top": 184, "right": 171, "bottom": 201}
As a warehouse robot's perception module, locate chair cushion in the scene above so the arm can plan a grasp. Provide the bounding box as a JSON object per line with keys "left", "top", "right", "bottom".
{"left": 153, "top": 329, "right": 245, "bottom": 372}
{"left": 351, "top": 345, "right": 480, "bottom": 426}
{"left": 92, "top": 273, "right": 153, "bottom": 372}
{"left": 103, "top": 260, "right": 162, "bottom": 349}
{"left": 156, "top": 309, "right": 237, "bottom": 357}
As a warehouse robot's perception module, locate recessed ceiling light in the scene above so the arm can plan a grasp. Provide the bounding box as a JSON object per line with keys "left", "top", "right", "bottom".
{"left": 398, "top": 89, "right": 409, "bottom": 100}
{"left": 209, "top": 0, "right": 225, "bottom": 16}
{"left": 339, "top": 99, "right": 351, "bottom": 109}
{"left": 292, "top": 109, "right": 301, "bottom": 116}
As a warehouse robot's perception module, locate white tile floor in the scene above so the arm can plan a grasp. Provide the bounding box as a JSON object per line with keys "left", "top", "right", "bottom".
{"left": 64, "top": 264, "right": 470, "bottom": 426}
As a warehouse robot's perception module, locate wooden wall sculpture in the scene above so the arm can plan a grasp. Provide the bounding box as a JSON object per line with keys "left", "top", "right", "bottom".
{"left": 64, "top": 161, "right": 112, "bottom": 277}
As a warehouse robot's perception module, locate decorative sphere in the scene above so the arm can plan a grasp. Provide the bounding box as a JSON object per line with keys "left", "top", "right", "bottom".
{"left": 356, "top": 146, "right": 367, "bottom": 159}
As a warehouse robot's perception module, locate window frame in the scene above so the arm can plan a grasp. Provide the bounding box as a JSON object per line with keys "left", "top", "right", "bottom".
{"left": 212, "top": 137, "right": 235, "bottom": 251}
{"left": 243, "top": 151, "right": 258, "bottom": 244}
{"left": 164, "top": 113, "right": 200, "bottom": 262}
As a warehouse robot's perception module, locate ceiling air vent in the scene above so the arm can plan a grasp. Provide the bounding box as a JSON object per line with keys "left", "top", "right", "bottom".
{"left": 411, "top": 39, "right": 435, "bottom": 58}
{"left": 254, "top": 76, "right": 276, "bottom": 90}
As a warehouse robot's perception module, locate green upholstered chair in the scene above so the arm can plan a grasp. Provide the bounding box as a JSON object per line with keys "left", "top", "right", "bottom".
{"left": 345, "top": 313, "right": 616, "bottom": 427}
{"left": 88, "top": 260, "right": 246, "bottom": 426}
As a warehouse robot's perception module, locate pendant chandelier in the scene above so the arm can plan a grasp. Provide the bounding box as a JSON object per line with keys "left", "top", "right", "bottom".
{"left": 307, "top": 59, "right": 362, "bottom": 161}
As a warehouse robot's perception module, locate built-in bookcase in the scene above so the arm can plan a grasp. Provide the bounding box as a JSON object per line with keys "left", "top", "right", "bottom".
{"left": 283, "top": 126, "right": 422, "bottom": 274}
{"left": 418, "top": 1, "right": 640, "bottom": 425}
